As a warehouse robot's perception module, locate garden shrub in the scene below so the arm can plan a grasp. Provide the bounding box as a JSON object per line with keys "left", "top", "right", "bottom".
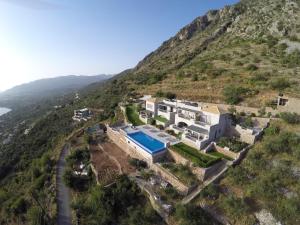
{"left": 280, "top": 112, "right": 300, "bottom": 124}
{"left": 270, "top": 78, "right": 291, "bottom": 90}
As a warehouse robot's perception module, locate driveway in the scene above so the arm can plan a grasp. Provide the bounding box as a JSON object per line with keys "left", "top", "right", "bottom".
{"left": 57, "top": 143, "right": 72, "bottom": 225}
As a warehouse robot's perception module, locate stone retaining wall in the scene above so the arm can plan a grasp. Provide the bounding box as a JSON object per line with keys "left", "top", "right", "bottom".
{"left": 106, "top": 126, "right": 166, "bottom": 165}
{"left": 215, "top": 145, "right": 238, "bottom": 159}
{"left": 167, "top": 148, "right": 226, "bottom": 181}
{"left": 232, "top": 145, "right": 251, "bottom": 165}
{"left": 151, "top": 163, "right": 190, "bottom": 194}
{"left": 167, "top": 148, "right": 190, "bottom": 165}
{"left": 204, "top": 142, "right": 250, "bottom": 165}
{"left": 106, "top": 126, "right": 152, "bottom": 164}
{"left": 90, "top": 164, "right": 100, "bottom": 185}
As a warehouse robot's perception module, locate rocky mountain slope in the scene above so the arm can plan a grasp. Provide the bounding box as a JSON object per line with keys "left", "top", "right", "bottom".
{"left": 92, "top": 0, "right": 300, "bottom": 108}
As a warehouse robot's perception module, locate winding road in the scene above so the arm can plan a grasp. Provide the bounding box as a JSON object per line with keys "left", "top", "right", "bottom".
{"left": 57, "top": 143, "right": 72, "bottom": 225}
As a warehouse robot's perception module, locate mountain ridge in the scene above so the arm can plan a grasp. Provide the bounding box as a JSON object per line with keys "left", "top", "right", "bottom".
{"left": 1, "top": 75, "right": 113, "bottom": 97}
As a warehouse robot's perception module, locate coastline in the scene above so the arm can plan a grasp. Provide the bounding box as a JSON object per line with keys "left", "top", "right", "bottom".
{"left": 0, "top": 107, "right": 11, "bottom": 117}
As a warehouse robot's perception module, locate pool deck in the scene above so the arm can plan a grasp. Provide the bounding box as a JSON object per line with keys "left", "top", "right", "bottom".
{"left": 122, "top": 125, "right": 180, "bottom": 145}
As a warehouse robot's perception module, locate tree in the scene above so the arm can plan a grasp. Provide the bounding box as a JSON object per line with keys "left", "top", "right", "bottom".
{"left": 192, "top": 74, "right": 198, "bottom": 81}
{"left": 223, "top": 86, "right": 248, "bottom": 104}
{"left": 165, "top": 92, "right": 176, "bottom": 100}
{"left": 221, "top": 195, "right": 250, "bottom": 219}
{"left": 175, "top": 204, "right": 215, "bottom": 225}
{"left": 11, "top": 197, "right": 28, "bottom": 215}
{"left": 228, "top": 105, "right": 237, "bottom": 114}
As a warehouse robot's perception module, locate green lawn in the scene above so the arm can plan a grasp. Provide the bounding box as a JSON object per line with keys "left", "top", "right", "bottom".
{"left": 207, "top": 151, "right": 234, "bottom": 161}
{"left": 126, "top": 105, "right": 144, "bottom": 126}
{"left": 154, "top": 115, "right": 169, "bottom": 123}
{"left": 170, "top": 143, "right": 221, "bottom": 168}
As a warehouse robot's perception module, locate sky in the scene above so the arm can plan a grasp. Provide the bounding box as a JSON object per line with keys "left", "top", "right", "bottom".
{"left": 0, "top": 0, "right": 239, "bottom": 91}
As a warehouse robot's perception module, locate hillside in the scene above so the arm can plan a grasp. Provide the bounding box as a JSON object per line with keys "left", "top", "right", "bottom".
{"left": 0, "top": 75, "right": 113, "bottom": 108}
{"left": 0, "top": 0, "right": 300, "bottom": 224}
{"left": 85, "top": 0, "right": 300, "bottom": 109}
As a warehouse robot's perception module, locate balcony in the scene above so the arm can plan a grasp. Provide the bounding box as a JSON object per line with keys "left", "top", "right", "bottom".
{"left": 195, "top": 120, "right": 209, "bottom": 127}
{"left": 185, "top": 134, "right": 198, "bottom": 142}
{"left": 139, "top": 110, "right": 153, "bottom": 119}
{"left": 178, "top": 113, "right": 194, "bottom": 120}
{"left": 158, "top": 108, "right": 168, "bottom": 113}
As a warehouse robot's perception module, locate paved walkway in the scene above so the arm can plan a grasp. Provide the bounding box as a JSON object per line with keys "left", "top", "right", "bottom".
{"left": 57, "top": 144, "right": 72, "bottom": 225}
{"left": 182, "top": 160, "right": 230, "bottom": 205}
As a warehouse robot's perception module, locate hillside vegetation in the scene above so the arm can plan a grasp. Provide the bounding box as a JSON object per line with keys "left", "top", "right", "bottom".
{"left": 82, "top": 0, "right": 300, "bottom": 108}
{"left": 196, "top": 119, "right": 300, "bottom": 225}
{"left": 0, "top": 0, "right": 300, "bottom": 224}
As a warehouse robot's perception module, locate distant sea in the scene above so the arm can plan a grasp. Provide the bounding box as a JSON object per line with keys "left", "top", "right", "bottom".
{"left": 0, "top": 107, "right": 11, "bottom": 117}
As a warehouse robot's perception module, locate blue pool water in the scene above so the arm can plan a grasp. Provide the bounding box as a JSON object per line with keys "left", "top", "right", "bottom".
{"left": 127, "top": 131, "right": 165, "bottom": 154}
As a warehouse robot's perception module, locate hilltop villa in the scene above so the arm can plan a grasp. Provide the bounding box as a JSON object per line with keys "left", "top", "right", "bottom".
{"left": 139, "top": 97, "right": 231, "bottom": 149}
{"left": 72, "top": 108, "right": 92, "bottom": 122}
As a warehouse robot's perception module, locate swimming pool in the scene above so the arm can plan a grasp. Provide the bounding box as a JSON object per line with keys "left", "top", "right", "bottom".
{"left": 127, "top": 131, "right": 165, "bottom": 154}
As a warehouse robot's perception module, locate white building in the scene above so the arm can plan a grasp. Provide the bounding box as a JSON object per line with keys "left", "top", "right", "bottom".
{"left": 72, "top": 108, "right": 92, "bottom": 122}
{"left": 140, "top": 97, "right": 231, "bottom": 149}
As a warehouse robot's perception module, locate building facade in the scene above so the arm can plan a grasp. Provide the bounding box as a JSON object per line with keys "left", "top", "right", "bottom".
{"left": 140, "top": 98, "right": 231, "bottom": 149}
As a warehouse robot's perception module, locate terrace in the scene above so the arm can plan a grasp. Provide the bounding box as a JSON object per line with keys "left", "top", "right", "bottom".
{"left": 217, "top": 137, "right": 248, "bottom": 153}
{"left": 170, "top": 143, "right": 220, "bottom": 168}
{"left": 186, "top": 125, "right": 209, "bottom": 140}
{"left": 139, "top": 110, "right": 153, "bottom": 119}
{"left": 161, "top": 163, "right": 198, "bottom": 186}
{"left": 139, "top": 125, "right": 180, "bottom": 146}
{"left": 155, "top": 115, "right": 169, "bottom": 123}
{"left": 177, "top": 109, "right": 211, "bottom": 126}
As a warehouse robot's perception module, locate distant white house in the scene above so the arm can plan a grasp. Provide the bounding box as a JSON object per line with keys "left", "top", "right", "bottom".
{"left": 277, "top": 94, "right": 300, "bottom": 114}
{"left": 74, "top": 162, "right": 88, "bottom": 176}
{"left": 72, "top": 108, "right": 92, "bottom": 122}
{"left": 139, "top": 97, "right": 231, "bottom": 149}
{"left": 24, "top": 129, "right": 31, "bottom": 135}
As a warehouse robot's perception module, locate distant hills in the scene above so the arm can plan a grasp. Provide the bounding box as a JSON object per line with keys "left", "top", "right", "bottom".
{"left": 0, "top": 75, "right": 113, "bottom": 107}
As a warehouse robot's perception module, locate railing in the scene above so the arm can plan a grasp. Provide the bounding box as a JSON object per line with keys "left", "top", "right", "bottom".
{"left": 195, "top": 121, "right": 209, "bottom": 126}
{"left": 178, "top": 113, "right": 194, "bottom": 120}
{"left": 184, "top": 134, "right": 198, "bottom": 142}
{"left": 158, "top": 108, "right": 168, "bottom": 113}
{"left": 172, "top": 125, "right": 185, "bottom": 132}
